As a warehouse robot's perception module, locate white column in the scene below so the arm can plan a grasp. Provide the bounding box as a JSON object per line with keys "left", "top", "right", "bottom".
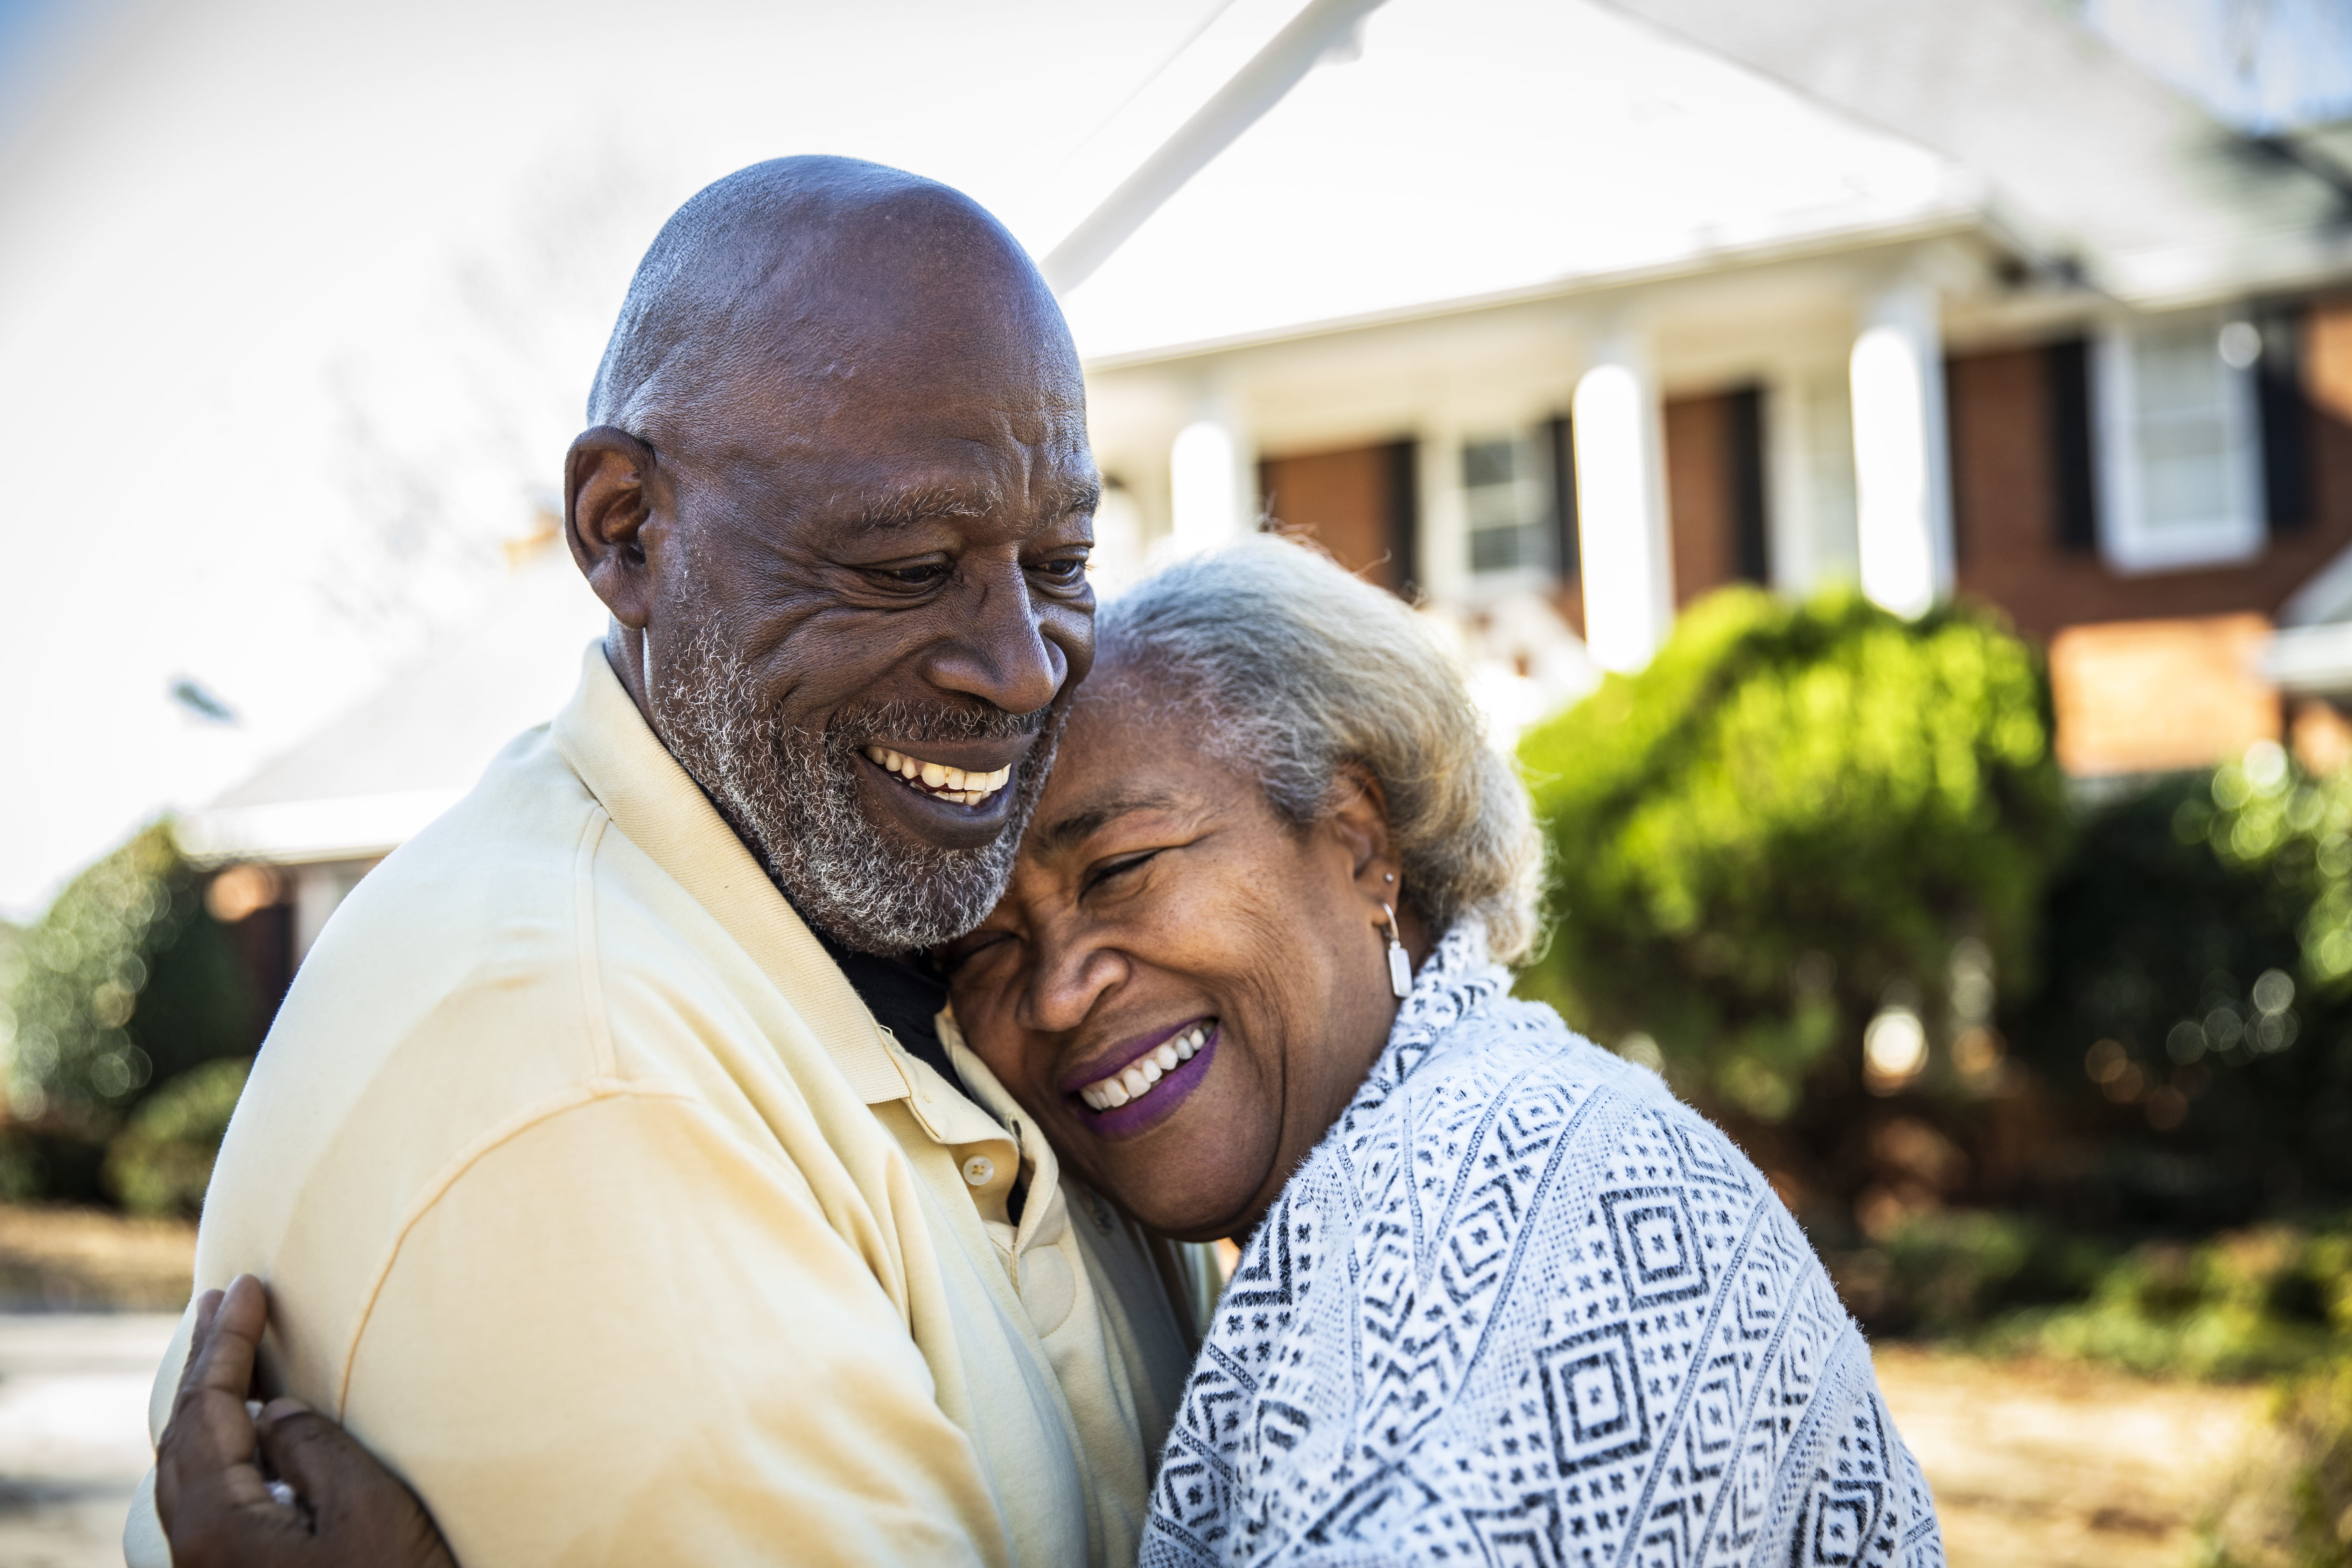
{"left": 1765, "top": 364, "right": 1821, "bottom": 598}
{"left": 1169, "top": 408, "right": 1254, "bottom": 553}
{"left": 1573, "top": 336, "right": 1674, "bottom": 673}
{"left": 1415, "top": 415, "right": 1470, "bottom": 612}
{"left": 1849, "top": 282, "right": 1953, "bottom": 618}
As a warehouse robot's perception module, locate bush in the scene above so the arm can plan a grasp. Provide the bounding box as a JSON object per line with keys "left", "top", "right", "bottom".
{"left": 102, "top": 1056, "right": 251, "bottom": 1217}
{"left": 0, "top": 824, "right": 251, "bottom": 1199}
{"left": 1996, "top": 1220, "right": 2352, "bottom": 1380}
{"left": 1516, "top": 587, "right": 2068, "bottom": 1213}
{"left": 2204, "top": 1354, "right": 2352, "bottom": 1566}
{"left": 2007, "top": 754, "right": 2352, "bottom": 1220}
{"left": 1827, "top": 1208, "right": 2114, "bottom": 1337}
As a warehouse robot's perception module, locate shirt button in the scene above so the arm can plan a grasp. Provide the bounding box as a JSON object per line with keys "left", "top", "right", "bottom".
{"left": 961, "top": 1155, "right": 996, "bottom": 1188}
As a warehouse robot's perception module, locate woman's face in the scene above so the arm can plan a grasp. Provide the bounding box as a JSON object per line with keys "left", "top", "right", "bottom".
{"left": 942, "top": 671, "right": 1418, "bottom": 1241}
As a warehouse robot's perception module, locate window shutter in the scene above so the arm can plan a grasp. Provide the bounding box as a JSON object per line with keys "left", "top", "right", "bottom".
{"left": 2045, "top": 338, "right": 2099, "bottom": 553}
{"left": 1546, "top": 414, "right": 1578, "bottom": 580}
{"left": 1384, "top": 439, "right": 1420, "bottom": 599}
{"left": 2258, "top": 306, "right": 2312, "bottom": 534}
{"left": 1726, "top": 385, "right": 1768, "bottom": 584}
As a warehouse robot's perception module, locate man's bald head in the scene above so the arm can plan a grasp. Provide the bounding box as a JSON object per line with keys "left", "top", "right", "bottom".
{"left": 587, "top": 155, "right": 1075, "bottom": 449}
{"left": 564, "top": 156, "right": 1100, "bottom": 954}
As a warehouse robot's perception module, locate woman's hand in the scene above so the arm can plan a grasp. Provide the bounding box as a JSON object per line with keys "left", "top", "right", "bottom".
{"left": 155, "top": 1274, "right": 460, "bottom": 1568}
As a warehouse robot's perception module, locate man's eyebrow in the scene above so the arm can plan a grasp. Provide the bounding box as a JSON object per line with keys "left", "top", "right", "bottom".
{"left": 841, "top": 477, "right": 1101, "bottom": 532}
{"left": 1032, "top": 790, "right": 1183, "bottom": 854}
{"left": 846, "top": 483, "right": 999, "bottom": 532}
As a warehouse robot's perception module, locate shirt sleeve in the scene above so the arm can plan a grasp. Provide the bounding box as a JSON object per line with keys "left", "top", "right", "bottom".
{"left": 336, "top": 1086, "right": 1010, "bottom": 1568}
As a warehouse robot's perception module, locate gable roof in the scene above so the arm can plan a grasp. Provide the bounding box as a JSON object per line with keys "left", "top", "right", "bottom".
{"left": 1057, "top": 0, "right": 1987, "bottom": 363}
{"left": 1056, "top": 0, "right": 2352, "bottom": 367}
{"left": 1608, "top": 0, "right": 2352, "bottom": 307}
{"left": 180, "top": 547, "right": 609, "bottom": 863}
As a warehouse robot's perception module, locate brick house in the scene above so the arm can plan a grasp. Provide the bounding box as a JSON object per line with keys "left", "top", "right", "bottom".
{"left": 183, "top": 0, "right": 2352, "bottom": 987}
{"left": 1052, "top": 0, "right": 2352, "bottom": 773}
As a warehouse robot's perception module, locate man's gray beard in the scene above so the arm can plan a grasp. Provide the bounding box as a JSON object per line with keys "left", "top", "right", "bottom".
{"left": 657, "top": 635, "right": 1057, "bottom": 955}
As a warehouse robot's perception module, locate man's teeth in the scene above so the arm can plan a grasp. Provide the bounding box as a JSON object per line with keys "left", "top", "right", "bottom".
{"left": 862, "top": 747, "right": 1013, "bottom": 805}
{"left": 1077, "top": 1025, "right": 1209, "bottom": 1111}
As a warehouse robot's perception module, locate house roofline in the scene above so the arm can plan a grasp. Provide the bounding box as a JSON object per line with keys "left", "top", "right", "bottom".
{"left": 1076, "top": 201, "right": 2003, "bottom": 373}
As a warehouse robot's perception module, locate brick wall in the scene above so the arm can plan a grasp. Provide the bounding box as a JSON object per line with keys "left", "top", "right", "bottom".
{"left": 1258, "top": 441, "right": 1416, "bottom": 595}
{"left": 1666, "top": 393, "right": 1737, "bottom": 607}
{"left": 1664, "top": 388, "right": 1768, "bottom": 609}
{"left": 1948, "top": 304, "right": 2352, "bottom": 643}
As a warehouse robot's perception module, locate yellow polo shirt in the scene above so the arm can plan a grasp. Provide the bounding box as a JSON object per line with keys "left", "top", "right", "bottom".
{"left": 128, "top": 644, "right": 1208, "bottom": 1567}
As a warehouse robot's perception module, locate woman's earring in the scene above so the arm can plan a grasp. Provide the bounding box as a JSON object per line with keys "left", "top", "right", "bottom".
{"left": 1381, "top": 902, "right": 1411, "bottom": 1000}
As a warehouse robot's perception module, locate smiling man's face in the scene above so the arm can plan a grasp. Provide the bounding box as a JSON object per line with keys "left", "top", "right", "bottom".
{"left": 566, "top": 172, "right": 1098, "bottom": 952}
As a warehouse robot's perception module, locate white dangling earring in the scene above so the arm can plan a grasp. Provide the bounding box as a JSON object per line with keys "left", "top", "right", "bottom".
{"left": 1381, "top": 902, "right": 1412, "bottom": 1000}
{"left": 642, "top": 626, "right": 655, "bottom": 696}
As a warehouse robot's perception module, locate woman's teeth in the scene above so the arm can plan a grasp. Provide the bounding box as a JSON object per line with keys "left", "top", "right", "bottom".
{"left": 862, "top": 747, "right": 1012, "bottom": 806}
{"left": 1077, "top": 1024, "right": 1209, "bottom": 1111}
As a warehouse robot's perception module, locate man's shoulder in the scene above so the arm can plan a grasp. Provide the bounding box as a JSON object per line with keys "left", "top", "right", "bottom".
{"left": 297, "top": 721, "right": 720, "bottom": 1013}
{"left": 330, "top": 723, "right": 602, "bottom": 939}
{"left": 208, "top": 729, "right": 667, "bottom": 1211}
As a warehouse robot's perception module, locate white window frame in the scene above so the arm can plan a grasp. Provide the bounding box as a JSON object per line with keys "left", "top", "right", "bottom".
{"left": 2094, "top": 312, "right": 2265, "bottom": 575}
{"left": 1460, "top": 428, "right": 1555, "bottom": 595}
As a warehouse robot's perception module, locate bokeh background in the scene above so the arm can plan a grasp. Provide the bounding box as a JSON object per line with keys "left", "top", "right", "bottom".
{"left": 5, "top": 1, "right": 2352, "bottom": 1564}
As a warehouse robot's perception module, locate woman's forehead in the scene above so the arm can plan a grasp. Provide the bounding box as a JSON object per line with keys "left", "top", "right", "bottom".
{"left": 1057, "top": 661, "right": 1194, "bottom": 771}
{"left": 1026, "top": 679, "right": 1236, "bottom": 849}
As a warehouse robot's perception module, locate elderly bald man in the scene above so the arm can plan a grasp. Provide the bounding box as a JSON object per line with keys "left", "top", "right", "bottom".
{"left": 128, "top": 158, "right": 1210, "bottom": 1568}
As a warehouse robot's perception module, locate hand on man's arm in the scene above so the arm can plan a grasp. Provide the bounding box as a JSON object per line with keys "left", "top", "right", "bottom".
{"left": 155, "top": 1275, "right": 458, "bottom": 1568}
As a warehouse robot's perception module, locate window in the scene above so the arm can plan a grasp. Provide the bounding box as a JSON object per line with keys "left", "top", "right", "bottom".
{"left": 1463, "top": 434, "right": 1554, "bottom": 578}
{"left": 2095, "top": 314, "right": 2264, "bottom": 573}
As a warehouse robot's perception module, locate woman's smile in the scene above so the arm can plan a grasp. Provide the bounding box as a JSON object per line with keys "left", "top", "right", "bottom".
{"left": 941, "top": 650, "right": 1421, "bottom": 1240}
{"left": 1063, "top": 1019, "right": 1220, "bottom": 1135}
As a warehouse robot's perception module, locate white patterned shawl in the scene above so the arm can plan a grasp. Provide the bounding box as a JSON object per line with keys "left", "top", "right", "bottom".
{"left": 1142, "top": 925, "right": 1944, "bottom": 1568}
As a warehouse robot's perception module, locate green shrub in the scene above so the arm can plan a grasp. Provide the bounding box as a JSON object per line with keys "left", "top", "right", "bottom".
{"left": 1828, "top": 1208, "right": 2114, "bottom": 1337}
{"left": 103, "top": 1056, "right": 252, "bottom": 1217}
{"left": 0, "top": 824, "right": 251, "bottom": 1198}
{"left": 2001, "top": 1220, "right": 2352, "bottom": 1380}
{"left": 2009, "top": 757, "right": 2352, "bottom": 1218}
{"left": 1516, "top": 587, "right": 2068, "bottom": 1142}
{"left": 2203, "top": 1353, "right": 2352, "bottom": 1567}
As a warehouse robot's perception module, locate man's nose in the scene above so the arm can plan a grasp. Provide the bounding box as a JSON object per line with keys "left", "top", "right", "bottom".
{"left": 925, "top": 558, "right": 1065, "bottom": 716}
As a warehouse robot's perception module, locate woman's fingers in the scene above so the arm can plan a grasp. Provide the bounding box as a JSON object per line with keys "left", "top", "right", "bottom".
{"left": 255, "top": 1401, "right": 462, "bottom": 1567}
{"left": 156, "top": 1276, "right": 300, "bottom": 1534}
{"left": 184, "top": 1276, "right": 266, "bottom": 1406}
{"left": 157, "top": 1276, "right": 460, "bottom": 1567}
{"left": 253, "top": 1400, "right": 348, "bottom": 1508}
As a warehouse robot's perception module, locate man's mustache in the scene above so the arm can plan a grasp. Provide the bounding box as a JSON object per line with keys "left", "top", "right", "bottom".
{"left": 824, "top": 699, "right": 1051, "bottom": 747}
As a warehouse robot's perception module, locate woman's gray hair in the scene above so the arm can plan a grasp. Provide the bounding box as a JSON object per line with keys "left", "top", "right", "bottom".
{"left": 1098, "top": 534, "right": 1545, "bottom": 964}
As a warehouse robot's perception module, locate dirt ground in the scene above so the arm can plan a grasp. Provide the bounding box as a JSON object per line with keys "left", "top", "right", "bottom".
{"left": 0, "top": 1205, "right": 195, "bottom": 1313}
{"left": 1874, "top": 1343, "right": 2271, "bottom": 1568}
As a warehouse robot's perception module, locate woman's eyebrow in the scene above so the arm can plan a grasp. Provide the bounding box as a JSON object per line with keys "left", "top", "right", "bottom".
{"left": 1031, "top": 791, "right": 1182, "bottom": 854}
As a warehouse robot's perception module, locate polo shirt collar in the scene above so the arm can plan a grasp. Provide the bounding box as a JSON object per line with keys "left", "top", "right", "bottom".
{"left": 548, "top": 640, "right": 916, "bottom": 1105}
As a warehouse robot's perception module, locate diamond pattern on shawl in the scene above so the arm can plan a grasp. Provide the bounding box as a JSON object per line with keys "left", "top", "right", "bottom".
{"left": 1139, "top": 925, "right": 1943, "bottom": 1568}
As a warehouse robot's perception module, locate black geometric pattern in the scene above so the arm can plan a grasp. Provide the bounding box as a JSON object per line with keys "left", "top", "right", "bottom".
{"left": 1142, "top": 926, "right": 1944, "bottom": 1568}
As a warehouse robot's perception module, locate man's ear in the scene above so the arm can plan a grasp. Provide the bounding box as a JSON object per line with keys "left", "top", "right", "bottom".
{"left": 565, "top": 426, "right": 659, "bottom": 630}
{"left": 1327, "top": 764, "right": 1403, "bottom": 897}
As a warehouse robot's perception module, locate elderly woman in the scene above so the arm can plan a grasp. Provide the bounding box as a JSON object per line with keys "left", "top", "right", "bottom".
{"left": 159, "top": 539, "right": 1942, "bottom": 1567}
